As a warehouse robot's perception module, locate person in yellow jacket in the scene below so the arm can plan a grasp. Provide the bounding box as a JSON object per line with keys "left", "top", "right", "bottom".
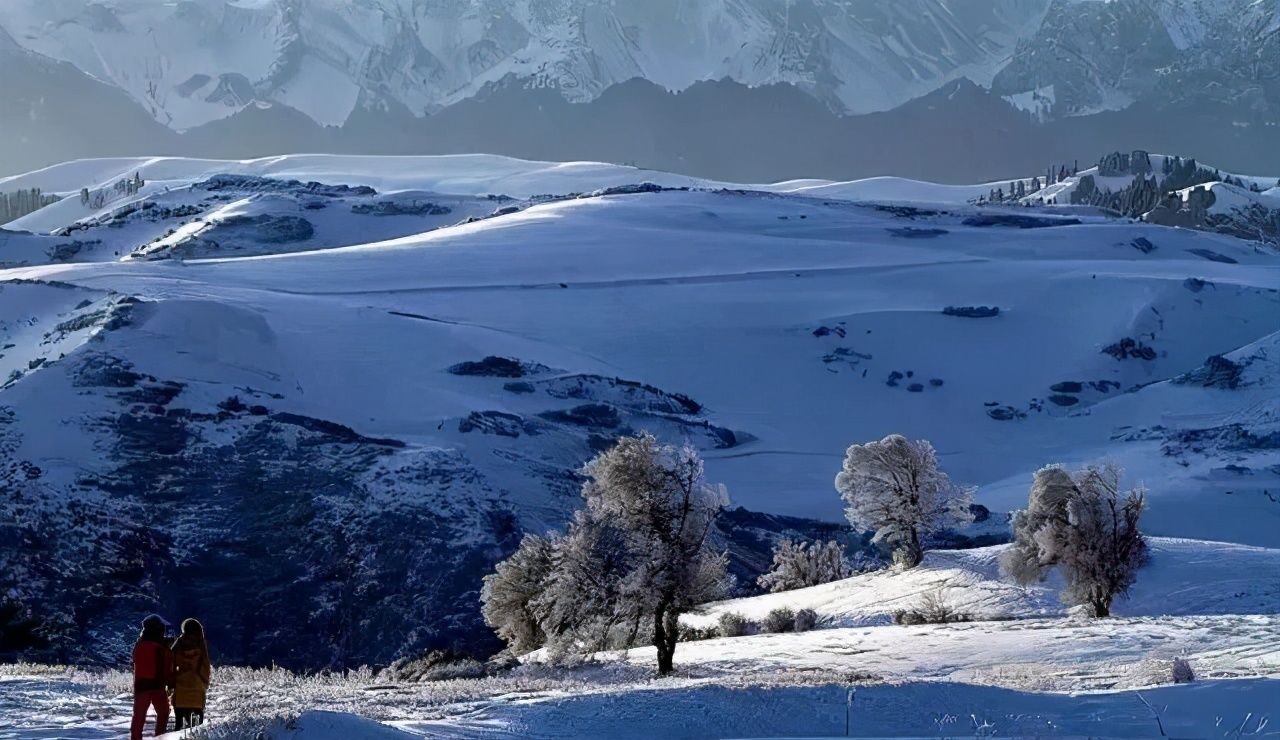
{"left": 169, "top": 618, "right": 211, "bottom": 729}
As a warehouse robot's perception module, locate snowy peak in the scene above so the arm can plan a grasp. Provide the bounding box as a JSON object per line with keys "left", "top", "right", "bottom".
{"left": 0, "top": 0, "right": 1054, "bottom": 129}
{"left": 992, "top": 0, "right": 1280, "bottom": 116}
{"left": 1, "top": 0, "right": 1275, "bottom": 136}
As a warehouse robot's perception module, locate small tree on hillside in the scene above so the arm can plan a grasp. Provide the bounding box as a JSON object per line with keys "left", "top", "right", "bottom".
{"left": 536, "top": 509, "right": 645, "bottom": 658}
{"left": 834, "top": 434, "right": 972, "bottom": 568}
{"left": 480, "top": 533, "right": 556, "bottom": 655}
{"left": 577, "top": 433, "right": 731, "bottom": 673}
{"left": 481, "top": 433, "right": 732, "bottom": 674}
{"left": 757, "top": 539, "right": 852, "bottom": 593}
{"left": 1001, "top": 463, "right": 1148, "bottom": 617}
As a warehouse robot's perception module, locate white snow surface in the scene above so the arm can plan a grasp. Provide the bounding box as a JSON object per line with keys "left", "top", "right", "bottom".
{"left": 684, "top": 538, "right": 1280, "bottom": 630}
{"left": 0, "top": 153, "right": 1018, "bottom": 233}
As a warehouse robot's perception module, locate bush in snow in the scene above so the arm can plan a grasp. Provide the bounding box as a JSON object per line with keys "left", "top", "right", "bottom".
{"left": 757, "top": 539, "right": 853, "bottom": 593}
{"left": 185, "top": 714, "right": 293, "bottom": 740}
{"left": 676, "top": 623, "right": 719, "bottom": 642}
{"left": 1001, "top": 463, "right": 1148, "bottom": 617}
{"left": 482, "top": 433, "right": 732, "bottom": 674}
{"left": 793, "top": 608, "right": 819, "bottom": 632}
{"left": 1172, "top": 657, "right": 1195, "bottom": 684}
{"left": 480, "top": 533, "right": 556, "bottom": 655}
{"left": 717, "top": 611, "right": 752, "bottom": 638}
{"left": 762, "top": 607, "right": 796, "bottom": 633}
{"left": 893, "top": 589, "right": 972, "bottom": 625}
{"left": 834, "top": 434, "right": 973, "bottom": 568}
{"left": 381, "top": 649, "right": 489, "bottom": 682}
{"left": 1126, "top": 655, "right": 1197, "bottom": 688}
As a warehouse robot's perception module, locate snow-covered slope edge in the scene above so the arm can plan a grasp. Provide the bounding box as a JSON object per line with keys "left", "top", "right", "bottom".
{"left": 684, "top": 538, "right": 1280, "bottom": 629}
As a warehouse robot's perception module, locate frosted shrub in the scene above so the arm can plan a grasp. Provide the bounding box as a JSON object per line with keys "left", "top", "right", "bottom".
{"left": 1001, "top": 463, "right": 1148, "bottom": 617}
{"left": 762, "top": 607, "right": 796, "bottom": 633}
{"left": 480, "top": 533, "right": 556, "bottom": 655}
{"left": 757, "top": 539, "right": 853, "bottom": 593}
{"left": 1172, "top": 657, "right": 1195, "bottom": 684}
{"left": 422, "top": 658, "right": 487, "bottom": 682}
{"left": 677, "top": 623, "right": 718, "bottom": 642}
{"left": 718, "top": 611, "right": 752, "bottom": 638}
{"left": 893, "top": 589, "right": 971, "bottom": 625}
{"left": 186, "top": 712, "right": 295, "bottom": 740}
{"left": 793, "top": 608, "right": 819, "bottom": 632}
{"left": 835, "top": 435, "right": 973, "bottom": 568}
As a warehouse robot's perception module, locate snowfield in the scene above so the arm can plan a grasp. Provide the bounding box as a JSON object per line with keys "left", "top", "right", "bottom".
{"left": 683, "top": 538, "right": 1280, "bottom": 630}
{"left": 2, "top": 152, "right": 1279, "bottom": 738}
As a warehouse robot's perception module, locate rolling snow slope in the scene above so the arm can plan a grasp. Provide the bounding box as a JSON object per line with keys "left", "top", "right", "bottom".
{"left": 682, "top": 538, "right": 1280, "bottom": 630}
{"left": 2, "top": 153, "right": 1279, "bottom": 671}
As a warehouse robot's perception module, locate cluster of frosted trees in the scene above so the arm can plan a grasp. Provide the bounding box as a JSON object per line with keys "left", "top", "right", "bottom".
{"left": 77, "top": 172, "right": 144, "bottom": 210}
{"left": 0, "top": 188, "right": 61, "bottom": 224}
{"left": 483, "top": 431, "right": 1148, "bottom": 672}
{"left": 832, "top": 435, "right": 1147, "bottom": 617}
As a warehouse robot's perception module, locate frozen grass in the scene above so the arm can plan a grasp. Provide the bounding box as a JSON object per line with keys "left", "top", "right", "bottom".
{"left": 0, "top": 646, "right": 1242, "bottom": 738}
{"left": 1, "top": 659, "right": 877, "bottom": 734}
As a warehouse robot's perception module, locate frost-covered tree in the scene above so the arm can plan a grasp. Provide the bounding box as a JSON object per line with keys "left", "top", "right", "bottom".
{"left": 480, "top": 533, "right": 557, "bottom": 655}
{"left": 757, "top": 539, "right": 852, "bottom": 593}
{"left": 536, "top": 510, "right": 643, "bottom": 658}
{"left": 834, "top": 435, "right": 972, "bottom": 568}
{"left": 1001, "top": 463, "right": 1148, "bottom": 617}
{"left": 482, "top": 433, "right": 731, "bottom": 674}
{"left": 575, "top": 433, "right": 731, "bottom": 673}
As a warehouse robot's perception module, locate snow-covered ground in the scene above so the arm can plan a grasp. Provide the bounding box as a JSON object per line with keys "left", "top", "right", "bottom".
{"left": 684, "top": 538, "right": 1280, "bottom": 629}
{"left": 2, "top": 153, "right": 1279, "bottom": 737}
{"left": 6, "top": 586, "right": 1279, "bottom": 738}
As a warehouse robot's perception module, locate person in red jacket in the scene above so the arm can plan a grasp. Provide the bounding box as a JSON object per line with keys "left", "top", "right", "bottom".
{"left": 130, "top": 614, "right": 174, "bottom": 740}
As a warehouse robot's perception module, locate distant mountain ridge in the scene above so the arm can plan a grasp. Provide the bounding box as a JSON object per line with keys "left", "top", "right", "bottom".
{"left": 2, "top": 0, "right": 1276, "bottom": 131}
{"left": 0, "top": 0, "right": 1053, "bottom": 128}
{"left": 0, "top": 0, "right": 1277, "bottom": 182}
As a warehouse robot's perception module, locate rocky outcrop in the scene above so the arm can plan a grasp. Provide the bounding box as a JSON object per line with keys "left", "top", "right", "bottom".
{"left": 1173, "top": 354, "right": 1246, "bottom": 390}
{"left": 1098, "top": 150, "right": 1153, "bottom": 177}
{"left": 1070, "top": 171, "right": 1161, "bottom": 217}
{"left": 1145, "top": 187, "right": 1217, "bottom": 229}
{"left": 449, "top": 356, "right": 549, "bottom": 378}
{"left": 943, "top": 306, "right": 1000, "bottom": 318}
{"left": 1102, "top": 337, "right": 1157, "bottom": 361}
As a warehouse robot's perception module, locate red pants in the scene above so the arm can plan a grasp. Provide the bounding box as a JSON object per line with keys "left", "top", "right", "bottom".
{"left": 130, "top": 690, "right": 169, "bottom": 739}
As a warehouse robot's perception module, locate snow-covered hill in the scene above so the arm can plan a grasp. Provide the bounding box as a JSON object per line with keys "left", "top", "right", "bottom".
{"left": 2, "top": 152, "right": 1279, "bottom": 672}
{"left": 685, "top": 538, "right": 1280, "bottom": 629}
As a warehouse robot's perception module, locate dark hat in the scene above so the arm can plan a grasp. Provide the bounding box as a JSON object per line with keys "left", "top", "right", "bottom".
{"left": 141, "top": 613, "right": 170, "bottom": 630}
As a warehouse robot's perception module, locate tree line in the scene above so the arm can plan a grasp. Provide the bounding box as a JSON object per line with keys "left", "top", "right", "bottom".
{"left": 0, "top": 188, "right": 61, "bottom": 225}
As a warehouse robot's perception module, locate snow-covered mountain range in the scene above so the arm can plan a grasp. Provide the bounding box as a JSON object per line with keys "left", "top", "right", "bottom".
{"left": 2, "top": 152, "right": 1278, "bottom": 671}
{"left": 1, "top": 0, "right": 1275, "bottom": 131}
{"left": 0, "top": 0, "right": 1052, "bottom": 128}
